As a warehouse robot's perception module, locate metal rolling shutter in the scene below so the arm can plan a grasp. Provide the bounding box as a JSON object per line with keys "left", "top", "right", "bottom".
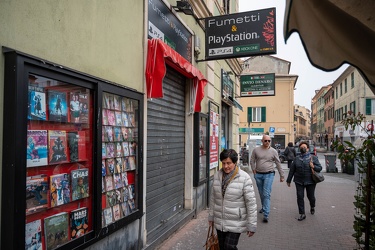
{"left": 146, "top": 69, "right": 186, "bottom": 234}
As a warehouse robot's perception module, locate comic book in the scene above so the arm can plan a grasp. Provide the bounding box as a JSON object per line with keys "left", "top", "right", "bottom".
{"left": 69, "top": 92, "right": 81, "bottom": 123}
{"left": 113, "top": 95, "right": 121, "bottom": 111}
{"left": 79, "top": 92, "right": 89, "bottom": 123}
{"left": 129, "top": 141, "right": 136, "bottom": 156}
{"left": 106, "top": 190, "right": 117, "bottom": 207}
{"left": 115, "top": 157, "right": 123, "bottom": 173}
{"left": 128, "top": 113, "right": 135, "bottom": 127}
{"left": 28, "top": 85, "right": 47, "bottom": 121}
{"left": 128, "top": 184, "right": 135, "bottom": 200}
{"left": 102, "top": 143, "right": 107, "bottom": 159}
{"left": 104, "top": 126, "right": 114, "bottom": 142}
{"left": 70, "top": 207, "right": 89, "bottom": 239}
{"left": 128, "top": 156, "right": 136, "bottom": 170}
{"left": 122, "top": 142, "right": 129, "bottom": 157}
{"left": 113, "top": 126, "right": 122, "bottom": 141}
{"left": 48, "top": 130, "right": 68, "bottom": 164}
{"left": 123, "top": 157, "right": 130, "bottom": 171}
{"left": 127, "top": 128, "right": 134, "bottom": 141}
{"left": 25, "top": 219, "right": 42, "bottom": 250}
{"left": 26, "top": 174, "right": 48, "bottom": 215}
{"left": 27, "top": 130, "right": 48, "bottom": 167}
{"left": 102, "top": 160, "right": 106, "bottom": 176}
{"left": 103, "top": 93, "right": 114, "bottom": 110}
{"left": 121, "top": 127, "right": 129, "bottom": 141}
{"left": 112, "top": 204, "right": 121, "bottom": 221}
{"left": 48, "top": 90, "right": 68, "bottom": 122}
{"left": 44, "top": 212, "right": 69, "bottom": 250}
{"left": 121, "top": 201, "right": 130, "bottom": 217}
{"left": 67, "top": 131, "right": 87, "bottom": 162}
{"left": 115, "top": 111, "right": 122, "bottom": 126}
{"left": 102, "top": 109, "right": 108, "bottom": 125}
{"left": 115, "top": 188, "right": 122, "bottom": 203}
{"left": 102, "top": 177, "right": 106, "bottom": 193}
{"left": 121, "top": 172, "right": 129, "bottom": 187}
{"left": 103, "top": 207, "right": 113, "bottom": 226}
{"left": 113, "top": 173, "right": 123, "bottom": 189}
{"left": 106, "top": 143, "right": 115, "bottom": 158}
{"left": 105, "top": 175, "right": 114, "bottom": 191}
{"left": 107, "top": 110, "right": 115, "bottom": 126}
{"left": 128, "top": 199, "right": 136, "bottom": 213}
{"left": 106, "top": 158, "right": 115, "bottom": 175}
{"left": 121, "top": 186, "right": 129, "bottom": 203}
{"left": 71, "top": 168, "right": 89, "bottom": 201}
{"left": 122, "top": 112, "right": 129, "bottom": 127}
{"left": 115, "top": 142, "right": 123, "bottom": 157}
{"left": 50, "top": 173, "right": 70, "bottom": 207}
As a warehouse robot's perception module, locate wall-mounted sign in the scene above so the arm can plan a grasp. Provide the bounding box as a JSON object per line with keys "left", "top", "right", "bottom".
{"left": 148, "top": 0, "right": 193, "bottom": 62}
{"left": 204, "top": 8, "right": 276, "bottom": 61}
{"left": 240, "top": 73, "right": 275, "bottom": 97}
{"left": 239, "top": 128, "right": 264, "bottom": 133}
{"left": 221, "top": 69, "right": 234, "bottom": 99}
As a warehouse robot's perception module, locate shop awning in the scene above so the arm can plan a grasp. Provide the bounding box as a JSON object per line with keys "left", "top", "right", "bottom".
{"left": 284, "top": 0, "right": 375, "bottom": 89}
{"left": 145, "top": 39, "right": 207, "bottom": 112}
{"left": 228, "top": 96, "right": 243, "bottom": 111}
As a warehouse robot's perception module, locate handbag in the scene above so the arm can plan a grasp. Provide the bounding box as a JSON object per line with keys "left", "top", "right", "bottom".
{"left": 310, "top": 157, "right": 324, "bottom": 183}
{"left": 204, "top": 224, "right": 219, "bottom": 250}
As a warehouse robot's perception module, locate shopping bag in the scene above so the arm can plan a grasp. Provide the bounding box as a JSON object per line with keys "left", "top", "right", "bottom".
{"left": 204, "top": 224, "right": 219, "bottom": 250}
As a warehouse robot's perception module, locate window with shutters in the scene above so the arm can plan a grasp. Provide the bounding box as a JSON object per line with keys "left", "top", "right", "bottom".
{"left": 247, "top": 107, "right": 266, "bottom": 122}
{"left": 366, "top": 99, "right": 375, "bottom": 115}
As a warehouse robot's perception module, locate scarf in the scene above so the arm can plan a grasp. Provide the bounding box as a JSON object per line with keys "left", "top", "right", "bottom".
{"left": 301, "top": 152, "right": 311, "bottom": 163}
{"left": 221, "top": 166, "right": 238, "bottom": 197}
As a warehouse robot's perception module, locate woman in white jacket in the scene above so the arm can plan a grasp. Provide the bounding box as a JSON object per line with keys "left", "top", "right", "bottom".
{"left": 208, "top": 149, "right": 257, "bottom": 249}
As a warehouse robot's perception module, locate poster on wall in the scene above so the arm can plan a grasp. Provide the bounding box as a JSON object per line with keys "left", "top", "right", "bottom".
{"left": 209, "top": 102, "right": 219, "bottom": 169}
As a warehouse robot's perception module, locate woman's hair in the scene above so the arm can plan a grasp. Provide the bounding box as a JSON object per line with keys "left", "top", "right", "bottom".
{"left": 220, "top": 149, "right": 238, "bottom": 163}
{"left": 299, "top": 141, "right": 309, "bottom": 148}
{"left": 288, "top": 142, "right": 293, "bottom": 147}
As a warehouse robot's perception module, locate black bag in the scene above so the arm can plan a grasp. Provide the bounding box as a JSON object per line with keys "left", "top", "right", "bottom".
{"left": 312, "top": 169, "right": 325, "bottom": 183}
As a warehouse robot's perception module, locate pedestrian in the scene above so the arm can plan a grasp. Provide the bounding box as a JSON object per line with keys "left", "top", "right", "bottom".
{"left": 208, "top": 149, "right": 257, "bottom": 250}
{"left": 250, "top": 134, "right": 285, "bottom": 223}
{"left": 283, "top": 142, "right": 296, "bottom": 168}
{"left": 286, "top": 141, "right": 322, "bottom": 221}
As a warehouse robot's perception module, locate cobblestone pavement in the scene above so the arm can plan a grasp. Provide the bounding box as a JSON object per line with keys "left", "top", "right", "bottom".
{"left": 156, "top": 152, "right": 358, "bottom": 250}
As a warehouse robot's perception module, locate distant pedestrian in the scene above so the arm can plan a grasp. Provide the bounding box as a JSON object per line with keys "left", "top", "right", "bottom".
{"left": 250, "top": 134, "right": 285, "bottom": 223}
{"left": 283, "top": 142, "right": 296, "bottom": 168}
{"left": 208, "top": 149, "right": 257, "bottom": 250}
{"left": 286, "top": 141, "right": 322, "bottom": 221}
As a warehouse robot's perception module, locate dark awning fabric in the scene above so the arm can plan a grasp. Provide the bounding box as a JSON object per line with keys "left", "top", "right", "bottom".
{"left": 233, "top": 98, "right": 243, "bottom": 111}
{"left": 284, "top": 0, "right": 375, "bottom": 89}
{"left": 145, "top": 39, "right": 207, "bottom": 112}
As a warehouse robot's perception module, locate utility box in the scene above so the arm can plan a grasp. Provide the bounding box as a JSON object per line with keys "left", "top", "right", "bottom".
{"left": 325, "top": 153, "right": 338, "bottom": 173}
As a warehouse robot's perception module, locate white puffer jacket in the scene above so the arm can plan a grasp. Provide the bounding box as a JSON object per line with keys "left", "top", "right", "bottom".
{"left": 208, "top": 168, "right": 257, "bottom": 233}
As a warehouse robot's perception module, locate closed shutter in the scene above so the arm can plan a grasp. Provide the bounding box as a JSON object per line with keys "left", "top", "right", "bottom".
{"left": 247, "top": 107, "right": 252, "bottom": 123}
{"left": 261, "top": 107, "right": 266, "bottom": 122}
{"left": 366, "top": 99, "right": 371, "bottom": 115}
{"left": 146, "top": 69, "right": 186, "bottom": 235}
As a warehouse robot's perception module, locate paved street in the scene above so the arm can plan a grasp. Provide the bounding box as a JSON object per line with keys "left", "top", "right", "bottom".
{"left": 155, "top": 151, "right": 358, "bottom": 250}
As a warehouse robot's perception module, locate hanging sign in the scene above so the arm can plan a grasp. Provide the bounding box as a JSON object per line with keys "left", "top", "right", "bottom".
{"left": 205, "top": 8, "right": 276, "bottom": 61}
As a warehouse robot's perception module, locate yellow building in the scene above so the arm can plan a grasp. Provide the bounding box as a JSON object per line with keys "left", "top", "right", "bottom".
{"left": 239, "top": 56, "right": 297, "bottom": 149}
{"left": 294, "top": 104, "right": 311, "bottom": 141}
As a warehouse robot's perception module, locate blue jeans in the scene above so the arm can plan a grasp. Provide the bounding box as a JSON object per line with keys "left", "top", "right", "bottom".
{"left": 254, "top": 172, "right": 275, "bottom": 217}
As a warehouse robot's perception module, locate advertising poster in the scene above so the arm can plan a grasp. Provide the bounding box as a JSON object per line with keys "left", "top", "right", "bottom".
{"left": 209, "top": 109, "right": 219, "bottom": 169}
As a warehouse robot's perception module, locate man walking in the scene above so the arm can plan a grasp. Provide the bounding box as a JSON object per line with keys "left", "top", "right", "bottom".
{"left": 250, "top": 134, "right": 285, "bottom": 222}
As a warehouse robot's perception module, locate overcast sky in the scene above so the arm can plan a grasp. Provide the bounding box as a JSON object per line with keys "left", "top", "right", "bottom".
{"left": 239, "top": 0, "right": 348, "bottom": 109}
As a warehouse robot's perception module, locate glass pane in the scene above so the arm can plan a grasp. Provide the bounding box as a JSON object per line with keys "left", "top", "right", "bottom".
{"left": 101, "top": 92, "right": 139, "bottom": 226}
{"left": 26, "top": 74, "right": 93, "bottom": 250}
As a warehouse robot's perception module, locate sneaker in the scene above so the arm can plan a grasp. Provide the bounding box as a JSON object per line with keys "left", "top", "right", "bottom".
{"left": 263, "top": 216, "right": 269, "bottom": 223}
{"left": 259, "top": 208, "right": 264, "bottom": 213}
{"left": 298, "top": 214, "right": 306, "bottom": 221}
{"left": 310, "top": 207, "right": 315, "bottom": 215}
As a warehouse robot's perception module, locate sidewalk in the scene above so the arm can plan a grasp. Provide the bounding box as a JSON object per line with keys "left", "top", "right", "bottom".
{"left": 155, "top": 159, "right": 358, "bottom": 250}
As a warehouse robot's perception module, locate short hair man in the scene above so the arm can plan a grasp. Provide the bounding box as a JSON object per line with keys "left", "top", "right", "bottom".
{"left": 250, "top": 134, "right": 285, "bottom": 222}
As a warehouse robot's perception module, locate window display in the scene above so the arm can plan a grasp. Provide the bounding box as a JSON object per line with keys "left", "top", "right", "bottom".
{"left": 26, "top": 74, "right": 93, "bottom": 250}
{"left": 101, "top": 92, "right": 138, "bottom": 227}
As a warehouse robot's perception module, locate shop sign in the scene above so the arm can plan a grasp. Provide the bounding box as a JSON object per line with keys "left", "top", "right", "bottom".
{"left": 148, "top": 0, "right": 192, "bottom": 62}
{"left": 240, "top": 73, "right": 275, "bottom": 97}
{"left": 205, "top": 8, "right": 276, "bottom": 61}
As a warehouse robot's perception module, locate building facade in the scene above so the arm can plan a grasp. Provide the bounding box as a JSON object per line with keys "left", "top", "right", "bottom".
{"left": 294, "top": 104, "right": 311, "bottom": 142}
{"left": 0, "top": 0, "right": 247, "bottom": 249}
{"left": 239, "top": 55, "right": 297, "bottom": 149}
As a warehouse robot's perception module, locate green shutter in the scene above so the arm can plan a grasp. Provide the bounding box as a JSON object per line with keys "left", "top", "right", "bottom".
{"left": 247, "top": 107, "right": 252, "bottom": 123}
{"left": 261, "top": 107, "right": 266, "bottom": 122}
{"left": 366, "top": 99, "right": 371, "bottom": 115}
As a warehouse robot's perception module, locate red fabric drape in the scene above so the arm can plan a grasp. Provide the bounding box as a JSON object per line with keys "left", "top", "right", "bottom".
{"left": 145, "top": 39, "right": 207, "bottom": 112}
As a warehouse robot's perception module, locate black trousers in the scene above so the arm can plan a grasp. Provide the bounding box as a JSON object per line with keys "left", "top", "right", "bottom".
{"left": 287, "top": 160, "right": 293, "bottom": 169}
{"left": 216, "top": 230, "right": 241, "bottom": 250}
{"left": 295, "top": 182, "right": 316, "bottom": 214}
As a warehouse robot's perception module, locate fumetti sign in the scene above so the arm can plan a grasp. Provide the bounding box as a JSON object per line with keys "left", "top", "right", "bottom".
{"left": 240, "top": 73, "right": 275, "bottom": 97}
{"left": 205, "top": 8, "right": 276, "bottom": 61}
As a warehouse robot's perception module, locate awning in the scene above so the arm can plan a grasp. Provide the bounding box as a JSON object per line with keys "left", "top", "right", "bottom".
{"left": 284, "top": 0, "right": 375, "bottom": 89}
{"left": 228, "top": 96, "right": 243, "bottom": 111}
{"left": 145, "top": 39, "right": 207, "bottom": 112}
